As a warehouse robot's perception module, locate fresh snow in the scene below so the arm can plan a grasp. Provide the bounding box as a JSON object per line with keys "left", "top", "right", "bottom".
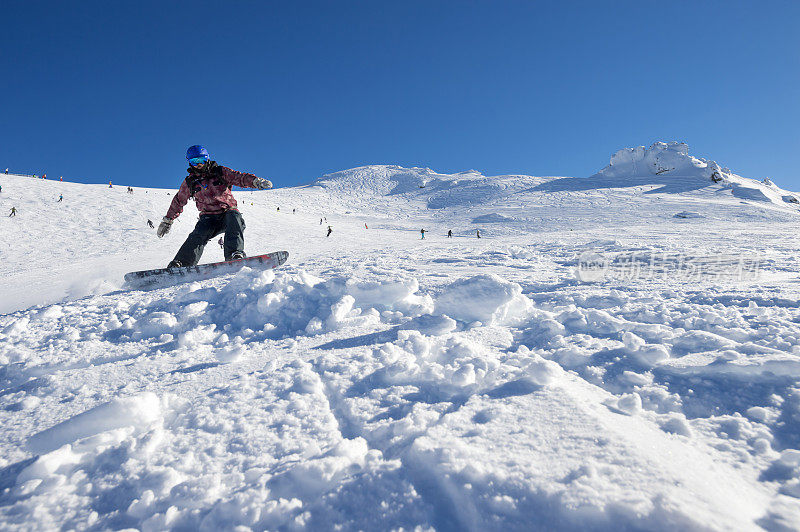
{"left": 2, "top": 142, "right": 800, "bottom": 530}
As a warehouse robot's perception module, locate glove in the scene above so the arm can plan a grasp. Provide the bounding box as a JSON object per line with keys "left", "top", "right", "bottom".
{"left": 253, "top": 177, "right": 272, "bottom": 190}
{"left": 157, "top": 216, "right": 173, "bottom": 238}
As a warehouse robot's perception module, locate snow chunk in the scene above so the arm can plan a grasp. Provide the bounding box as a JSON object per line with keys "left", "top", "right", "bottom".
{"left": 672, "top": 330, "right": 735, "bottom": 354}
{"left": 35, "top": 305, "right": 64, "bottom": 321}
{"left": 133, "top": 311, "right": 178, "bottom": 340}
{"left": 346, "top": 278, "right": 433, "bottom": 315}
{"left": 3, "top": 317, "right": 30, "bottom": 337}
{"left": 621, "top": 331, "right": 646, "bottom": 351}
{"left": 605, "top": 392, "right": 643, "bottom": 416}
{"left": 268, "top": 438, "right": 371, "bottom": 499}
{"left": 403, "top": 314, "right": 458, "bottom": 336}
{"left": 659, "top": 415, "right": 692, "bottom": 437}
{"left": 17, "top": 444, "right": 83, "bottom": 483}
{"left": 435, "top": 274, "right": 531, "bottom": 325}
{"left": 634, "top": 344, "right": 671, "bottom": 367}
{"left": 215, "top": 344, "right": 245, "bottom": 363}
{"left": 27, "top": 392, "right": 163, "bottom": 454}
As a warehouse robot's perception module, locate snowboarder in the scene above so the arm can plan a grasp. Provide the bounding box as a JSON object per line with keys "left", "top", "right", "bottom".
{"left": 447, "top": 229, "right": 452, "bottom": 238}
{"left": 9, "top": 207, "right": 17, "bottom": 217}
{"left": 420, "top": 229, "right": 426, "bottom": 239}
{"left": 326, "top": 226, "right": 333, "bottom": 237}
{"left": 147, "top": 219, "right": 154, "bottom": 229}
{"left": 58, "top": 194, "right": 63, "bottom": 202}
{"left": 156, "top": 145, "right": 273, "bottom": 267}
{"left": 476, "top": 229, "right": 481, "bottom": 238}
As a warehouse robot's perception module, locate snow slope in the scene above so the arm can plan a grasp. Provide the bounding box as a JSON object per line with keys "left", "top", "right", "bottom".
{"left": 2, "top": 143, "right": 800, "bottom": 530}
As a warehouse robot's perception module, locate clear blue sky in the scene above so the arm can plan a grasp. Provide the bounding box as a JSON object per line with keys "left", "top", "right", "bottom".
{"left": 2, "top": 1, "right": 798, "bottom": 189}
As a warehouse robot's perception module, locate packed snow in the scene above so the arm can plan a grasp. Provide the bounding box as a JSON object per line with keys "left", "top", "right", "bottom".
{"left": 2, "top": 142, "right": 800, "bottom": 530}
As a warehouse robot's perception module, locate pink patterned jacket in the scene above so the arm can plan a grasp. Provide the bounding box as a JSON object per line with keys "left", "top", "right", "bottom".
{"left": 165, "top": 162, "right": 259, "bottom": 220}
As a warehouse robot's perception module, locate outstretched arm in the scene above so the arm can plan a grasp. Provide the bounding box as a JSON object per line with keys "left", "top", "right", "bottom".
{"left": 222, "top": 167, "right": 272, "bottom": 190}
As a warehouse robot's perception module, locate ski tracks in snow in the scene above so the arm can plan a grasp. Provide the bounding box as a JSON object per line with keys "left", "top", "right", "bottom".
{"left": 4, "top": 241, "right": 800, "bottom": 529}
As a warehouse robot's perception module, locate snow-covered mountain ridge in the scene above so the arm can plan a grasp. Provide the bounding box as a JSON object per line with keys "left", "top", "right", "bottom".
{"left": 308, "top": 142, "right": 799, "bottom": 220}
{"left": 3, "top": 143, "right": 800, "bottom": 530}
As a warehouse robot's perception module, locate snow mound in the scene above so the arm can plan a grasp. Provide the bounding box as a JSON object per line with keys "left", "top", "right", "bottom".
{"left": 27, "top": 392, "right": 164, "bottom": 455}
{"left": 124, "top": 269, "right": 435, "bottom": 346}
{"left": 434, "top": 274, "right": 532, "bottom": 325}
{"left": 596, "top": 141, "right": 719, "bottom": 179}
{"left": 311, "top": 164, "right": 542, "bottom": 212}
{"left": 590, "top": 141, "right": 800, "bottom": 213}
{"left": 315, "top": 165, "right": 437, "bottom": 196}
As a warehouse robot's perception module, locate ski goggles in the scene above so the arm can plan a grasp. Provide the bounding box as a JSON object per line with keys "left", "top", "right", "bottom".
{"left": 188, "top": 156, "right": 209, "bottom": 167}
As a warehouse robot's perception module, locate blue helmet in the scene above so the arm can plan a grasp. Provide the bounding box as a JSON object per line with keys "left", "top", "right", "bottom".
{"left": 186, "top": 145, "right": 210, "bottom": 161}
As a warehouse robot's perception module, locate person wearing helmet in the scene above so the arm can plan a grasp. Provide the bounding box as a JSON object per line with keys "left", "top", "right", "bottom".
{"left": 157, "top": 145, "right": 273, "bottom": 267}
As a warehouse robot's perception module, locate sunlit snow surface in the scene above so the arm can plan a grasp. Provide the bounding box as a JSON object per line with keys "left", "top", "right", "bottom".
{"left": 3, "top": 143, "right": 800, "bottom": 530}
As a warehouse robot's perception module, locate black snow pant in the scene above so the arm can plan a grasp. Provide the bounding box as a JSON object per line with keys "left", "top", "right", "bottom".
{"left": 172, "top": 210, "right": 246, "bottom": 266}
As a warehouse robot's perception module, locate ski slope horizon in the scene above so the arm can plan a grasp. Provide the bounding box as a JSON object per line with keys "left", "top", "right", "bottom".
{"left": 3, "top": 141, "right": 800, "bottom": 530}
{"left": 3, "top": 141, "right": 799, "bottom": 314}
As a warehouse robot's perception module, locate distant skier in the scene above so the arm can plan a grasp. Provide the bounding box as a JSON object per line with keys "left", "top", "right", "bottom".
{"left": 476, "top": 229, "right": 481, "bottom": 238}
{"left": 42, "top": 174, "right": 47, "bottom": 180}
{"left": 156, "top": 145, "right": 273, "bottom": 267}
{"left": 0, "top": 185, "right": 3, "bottom": 193}
{"left": 4, "top": 168, "right": 7, "bottom": 174}
{"left": 277, "top": 207, "right": 280, "bottom": 212}
{"left": 420, "top": 229, "right": 426, "bottom": 239}
{"left": 147, "top": 219, "right": 154, "bottom": 229}
{"left": 109, "top": 181, "right": 113, "bottom": 188}
{"left": 447, "top": 229, "right": 452, "bottom": 238}
{"left": 327, "top": 226, "right": 333, "bottom": 237}
{"left": 293, "top": 208, "right": 296, "bottom": 214}
{"left": 320, "top": 218, "right": 323, "bottom": 225}
{"left": 365, "top": 223, "right": 368, "bottom": 229}
{"left": 9, "top": 207, "right": 17, "bottom": 217}
{"left": 58, "top": 194, "right": 63, "bottom": 202}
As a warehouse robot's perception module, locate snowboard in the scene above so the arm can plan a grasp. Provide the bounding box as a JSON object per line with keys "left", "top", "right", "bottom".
{"left": 124, "top": 251, "right": 289, "bottom": 287}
